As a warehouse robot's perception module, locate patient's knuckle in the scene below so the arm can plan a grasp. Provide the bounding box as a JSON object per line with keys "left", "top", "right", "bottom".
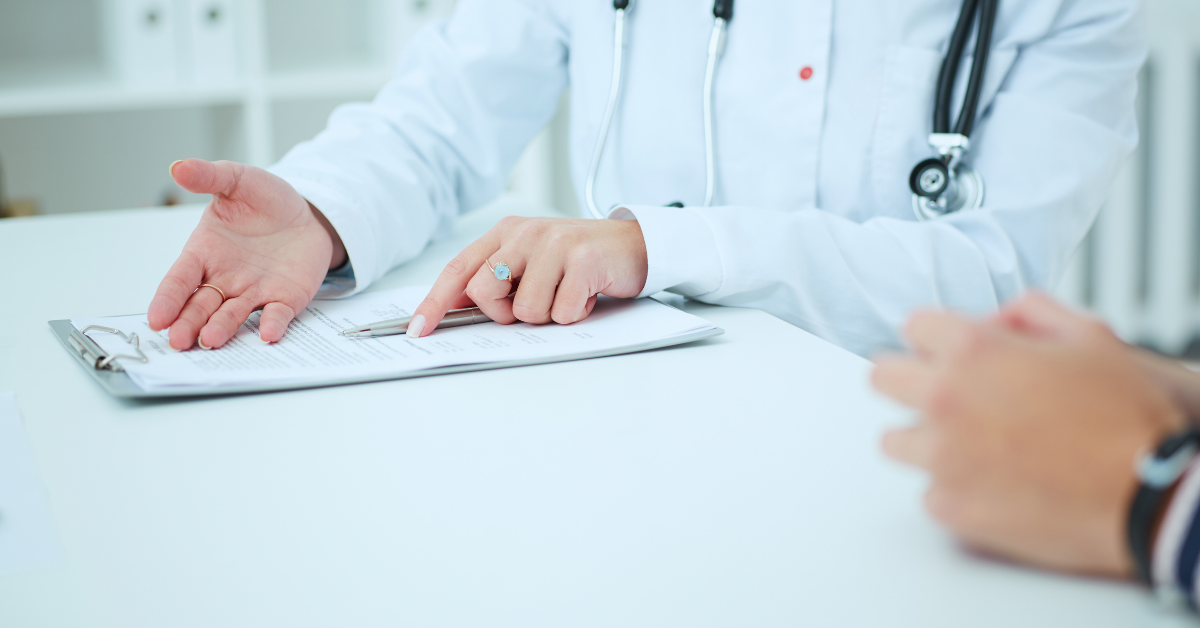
{"left": 950, "top": 326, "right": 991, "bottom": 361}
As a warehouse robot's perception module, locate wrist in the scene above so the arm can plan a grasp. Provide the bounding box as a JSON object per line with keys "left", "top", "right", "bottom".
{"left": 618, "top": 217, "right": 648, "bottom": 293}
{"left": 308, "top": 202, "right": 347, "bottom": 270}
{"left": 1130, "top": 428, "right": 1200, "bottom": 586}
{"left": 1134, "top": 350, "right": 1200, "bottom": 425}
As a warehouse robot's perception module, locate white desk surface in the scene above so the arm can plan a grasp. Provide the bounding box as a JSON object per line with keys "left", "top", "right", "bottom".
{"left": 0, "top": 198, "right": 1190, "bottom": 627}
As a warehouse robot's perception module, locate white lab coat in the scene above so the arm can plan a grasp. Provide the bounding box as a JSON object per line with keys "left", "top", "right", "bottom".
{"left": 270, "top": 0, "right": 1145, "bottom": 357}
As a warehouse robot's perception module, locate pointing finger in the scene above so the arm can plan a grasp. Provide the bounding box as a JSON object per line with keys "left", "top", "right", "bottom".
{"left": 410, "top": 231, "right": 506, "bottom": 337}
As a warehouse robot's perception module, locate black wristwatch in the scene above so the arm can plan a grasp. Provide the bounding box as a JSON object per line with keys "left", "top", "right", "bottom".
{"left": 1128, "top": 429, "right": 1200, "bottom": 585}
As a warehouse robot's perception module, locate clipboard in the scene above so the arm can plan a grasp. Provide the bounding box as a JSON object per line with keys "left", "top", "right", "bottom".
{"left": 49, "top": 319, "right": 724, "bottom": 399}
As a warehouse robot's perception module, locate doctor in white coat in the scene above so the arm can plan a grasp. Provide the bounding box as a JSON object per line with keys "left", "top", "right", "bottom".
{"left": 150, "top": 0, "right": 1145, "bottom": 358}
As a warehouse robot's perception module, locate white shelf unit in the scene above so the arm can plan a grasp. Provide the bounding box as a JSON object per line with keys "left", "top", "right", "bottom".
{"left": 0, "top": 0, "right": 563, "bottom": 217}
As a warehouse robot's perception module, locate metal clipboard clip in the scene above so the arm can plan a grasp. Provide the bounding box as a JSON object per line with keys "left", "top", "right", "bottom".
{"left": 67, "top": 325, "right": 149, "bottom": 372}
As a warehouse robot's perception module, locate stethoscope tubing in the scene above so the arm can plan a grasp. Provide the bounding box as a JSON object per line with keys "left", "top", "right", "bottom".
{"left": 702, "top": 17, "right": 727, "bottom": 208}
{"left": 934, "top": 0, "right": 998, "bottom": 138}
{"left": 585, "top": 7, "right": 629, "bottom": 219}
{"left": 588, "top": 0, "right": 995, "bottom": 221}
{"left": 586, "top": 3, "right": 730, "bottom": 218}
{"left": 958, "top": 0, "right": 998, "bottom": 137}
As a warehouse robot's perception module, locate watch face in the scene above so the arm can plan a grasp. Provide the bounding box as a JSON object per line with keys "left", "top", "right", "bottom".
{"left": 1139, "top": 439, "right": 1200, "bottom": 489}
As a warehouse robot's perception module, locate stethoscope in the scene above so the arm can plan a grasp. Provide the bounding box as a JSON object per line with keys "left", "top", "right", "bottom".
{"left": 909, "top": 0, "right": 999, "bottom": 220}
{"left": 586, "top": 0, "right": 998, "bottom": 222}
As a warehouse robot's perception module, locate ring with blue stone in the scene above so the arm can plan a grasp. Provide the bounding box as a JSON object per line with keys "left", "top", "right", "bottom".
{"left": 486, "top": 258, "right": 512, "bottom": 282}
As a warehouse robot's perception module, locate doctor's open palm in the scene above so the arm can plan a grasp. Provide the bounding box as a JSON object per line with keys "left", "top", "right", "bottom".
{"left": 147, "top": 159, "right": 346, "bottom": 350}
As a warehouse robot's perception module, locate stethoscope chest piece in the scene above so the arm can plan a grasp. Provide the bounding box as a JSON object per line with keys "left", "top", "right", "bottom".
{"left": 910, "top": 156, "right": 984, "bottom": 221}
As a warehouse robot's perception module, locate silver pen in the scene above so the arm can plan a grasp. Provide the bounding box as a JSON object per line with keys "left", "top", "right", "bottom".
{"left": 340, "top": 307, "right": 493, "bottom": 338}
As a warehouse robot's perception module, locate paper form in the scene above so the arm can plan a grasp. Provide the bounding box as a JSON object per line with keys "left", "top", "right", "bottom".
{"left": 0, "top": 392, "right": 63, "bottom": 576}
{"left": 71, "top": 286, "right": 717, "bottom": 392}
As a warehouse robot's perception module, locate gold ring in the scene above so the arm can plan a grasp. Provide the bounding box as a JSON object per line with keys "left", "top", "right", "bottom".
{"left": 196, "top": 335, "right": 213, "bottom": 350}
{"left": 197, "top": 283, "right": 227, "bottom": 302}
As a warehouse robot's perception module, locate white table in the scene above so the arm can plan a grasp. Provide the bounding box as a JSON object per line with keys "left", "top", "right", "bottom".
{"left": 0, "top": 198, "right": 1188, "bottom": 627}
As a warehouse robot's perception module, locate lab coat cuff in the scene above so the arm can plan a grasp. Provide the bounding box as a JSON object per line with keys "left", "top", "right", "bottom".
{"left": 268, "top": 166, "right": 373, "bottom": 298}
{"left": 317, "top": 259, "right": 358, "bottom": 299}
{"left": 609, "top": 205, "right": 723, "bottom": 299}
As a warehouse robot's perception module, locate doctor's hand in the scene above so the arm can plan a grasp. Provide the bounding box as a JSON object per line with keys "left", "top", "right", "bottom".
{"left": 409, "top": 216, "right": 648, "bottom": 336}
{"left": 872, "top": 308, "right": 1184, "bottom": 577}
{"left": 147, "top": 159, "right": 346, "bottom": 350}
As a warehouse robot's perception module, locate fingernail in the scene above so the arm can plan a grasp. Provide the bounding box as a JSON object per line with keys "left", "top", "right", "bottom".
{"left": 169, "top": 160, "right": 184, "bottom": 177}
{"left": 406, "top": 314, "right": 426, "bottom": 338}
{"left": 196, "top": 334, "right": 212, "bottom": 350}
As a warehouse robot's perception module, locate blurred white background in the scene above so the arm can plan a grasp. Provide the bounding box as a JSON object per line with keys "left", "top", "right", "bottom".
{"left": 0, "top": 0, "right": 1197, "bottom": 353}
{"left": 0, "top": 0, "right": 570, "bottom": 219}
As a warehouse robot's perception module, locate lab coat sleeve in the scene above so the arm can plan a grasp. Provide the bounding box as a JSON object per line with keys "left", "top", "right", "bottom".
{"left": 267, "top": 0, "right": 569, "bottom": 297}
{"left": 619, "top": 0, "right": 1144, "bottom": 357}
